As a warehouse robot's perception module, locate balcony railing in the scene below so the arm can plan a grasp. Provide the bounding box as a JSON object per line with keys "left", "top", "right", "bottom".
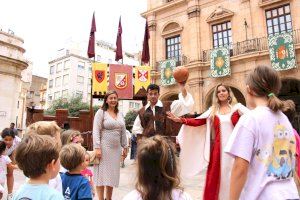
{"left": 200, "top": 29, "right": 300, "bottom": 62}
{"left": 154, "top": 54, "right": 188, "bottom": 72}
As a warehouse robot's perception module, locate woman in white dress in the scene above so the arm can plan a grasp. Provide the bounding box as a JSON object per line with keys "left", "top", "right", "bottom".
{"left": 123, "top": 135, "right": 192, "bottom": 200}
{"left": 93, "top": 90, "right": 128, "bottom": 200}
{"left": 167, "top": 83, "right": 249, "bottom": 200}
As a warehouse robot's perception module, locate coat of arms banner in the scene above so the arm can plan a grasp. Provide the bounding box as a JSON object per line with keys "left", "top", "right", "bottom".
{"left": 160, "top": 59, "right": 176, "bottom": 86}
{"left": 210, "top": 47, "right": 231, "bottom": 78}
{"left": 134, "top": 66, "right": 151, "bottom": 94}
{"left": 268, "top": 32, "right": 297, "bottom": 71}
{"left": 108, "top": 64, "right": 133, "bottom": 99}
{"left": 92, "top": 63, "right": 108, "bottom": 95}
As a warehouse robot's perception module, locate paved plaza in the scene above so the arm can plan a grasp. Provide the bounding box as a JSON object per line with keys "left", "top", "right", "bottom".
{"left": 3, "top": 157, "right": 204, "bottom": 200}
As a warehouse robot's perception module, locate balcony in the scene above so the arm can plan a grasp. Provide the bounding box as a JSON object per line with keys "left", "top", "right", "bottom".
{"left": 154, "top": 54, "right": 189, "bottom": 72}
{"left": 200, "top": 29, "right": 300, "bottom": 62}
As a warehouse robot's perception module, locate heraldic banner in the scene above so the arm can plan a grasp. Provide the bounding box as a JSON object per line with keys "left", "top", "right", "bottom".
{"left": 268, "top": 32, "right": 297, "bottom": 71}
{"left": 134, "top": 66, "right": 151, "bottom": 94}
{"left": 210, "top": 47, "right": 230, "bottom": 78}
{"left": 160, "top": 59, "right": 176, "bottom": 86}
{"left": 92, "top": 62, "right": 108, "bottom": 95}
{"left": 109, "top": 64, "right": 133, "bottom": 99}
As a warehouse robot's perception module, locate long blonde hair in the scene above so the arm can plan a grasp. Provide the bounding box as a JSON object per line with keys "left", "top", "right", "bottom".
{"left": 210, "top": 83, "right": 237, "bottom": 120}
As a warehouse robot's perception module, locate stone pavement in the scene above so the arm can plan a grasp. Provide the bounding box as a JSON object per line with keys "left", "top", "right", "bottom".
{"left": 3, "top": 158, "right": 205, "bottom": 200}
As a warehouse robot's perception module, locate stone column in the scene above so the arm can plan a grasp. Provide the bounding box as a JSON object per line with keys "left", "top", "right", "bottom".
{"left": 188, "top": 77, "right": 204, "bottom": 114}
{"left": 187, "top": 0, "right": 201, "bottom": 62}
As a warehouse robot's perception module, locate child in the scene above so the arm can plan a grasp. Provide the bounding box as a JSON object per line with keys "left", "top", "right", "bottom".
{"left": 123, "top": 135, "right": 192, "bottom": 200}
{"left": 26, "top": 121, "right": 62, "bottom": 192}
{"left": 81, "top": 153, "right": 95, "bottom": 196}
{"left": 0, "top": 141, "right": 17, "bottom": 199}
{"left": 225, "top": 65, "right": 299, "bottom": 200}
{"left": 1, "top": 128, "right": 21, "bottom": 199}
{"left": 13, "top": 134, "right": 64, "bottom": 200}
{"left": 60, "top": 143, "right": 93, "bottom": 200}
{"left": 61, "top": 130, "right": 83, "bottom": 146}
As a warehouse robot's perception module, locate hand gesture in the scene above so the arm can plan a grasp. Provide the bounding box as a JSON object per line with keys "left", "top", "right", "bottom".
{"left": 178, "top": 82, "right": 187, "bottom": 98}
{"left": 95, "top": 148, "right": 102, "bottom": 159}
{"left": 166, "top": 111, "right": 181, "bottom": 123}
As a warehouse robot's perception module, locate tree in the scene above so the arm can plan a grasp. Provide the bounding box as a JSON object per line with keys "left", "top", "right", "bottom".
{"left": 124, "top": 110, "right": 138, "bottom": 131}
{"left": 45, "top": 95, "right": 90, "bottom": 117}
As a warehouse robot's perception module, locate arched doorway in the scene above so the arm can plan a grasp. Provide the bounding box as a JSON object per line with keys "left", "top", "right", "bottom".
{"left": 205, "top": 86, "right": 246, "bottom": 109}
{"left": 278, "top": 78, "right": 300, "bottom": 132}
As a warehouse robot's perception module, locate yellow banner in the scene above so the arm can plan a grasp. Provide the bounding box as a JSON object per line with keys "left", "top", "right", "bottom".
{"left": 134, "top": 66, "right": 151, "bottom": 94}
{"left": 92, "top": 63, "right": 108, "bottom": 95}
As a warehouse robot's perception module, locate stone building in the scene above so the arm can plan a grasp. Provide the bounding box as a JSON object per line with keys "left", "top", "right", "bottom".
{"left": 142, "top": 0, "right": 300, "bottom": 130}
{"left": 0, "top": 30, "right": 28, "bottom": 130}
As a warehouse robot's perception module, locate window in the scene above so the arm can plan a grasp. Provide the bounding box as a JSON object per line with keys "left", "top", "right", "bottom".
{"left": 63, "top": 75, "right": 69, "bottom": 85}
{"left": 78, "top": 62, "right": 85, "bottom": 70}
{"left": 50, "top": 66, "right": 54, "bottom": 74}
{"left": 129, "top": 102, "right": 134, "bottom": 108}
{"left": 266, "top": 4, "right": 292, "bottom": 36}
{"left": 134, "top": 103, "right": 140, "bottom": 109}
{"left": 76, "top": 91, "right": 83, "bottom": 97}
{"left": 48, "top": 95, "right": 53, "bottom": 101}
{"left": 54, "top": 92, "right": 61, "bottom": 100}
{"left": 77, "top": 75, "right": 84, "bottom": 84}
{"left": 64, "top": 60, "right": 70, "bottom": 70}
{"left": 49, "top": 79, "right": 53, "bottom": 88}
{"left": 56, "top": 62, "right": 62, "bottom": 73}
{"left": 55, "top": 77, "right": 61, "bottom": 87}
{"left": 212, "top": 21, "right": 232, "bottom": 48}
{"left": 166, "top": 35, "right": 181, "bottom": 62}
{"left": 27, "top": 91, "right": 34, "bottom": 98}
{"left": 97, "top": 55, "right": 101, "bottom": 61}
{"left": 62, "top": 90, "right": 68, "bottom": 98}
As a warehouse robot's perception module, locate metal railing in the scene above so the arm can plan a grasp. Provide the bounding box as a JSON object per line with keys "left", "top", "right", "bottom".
{"left": 200, "top": 29, "right": 300, "bottom": 62}
{"left": 154, "top": 54, "right": 188, "bottom": 72}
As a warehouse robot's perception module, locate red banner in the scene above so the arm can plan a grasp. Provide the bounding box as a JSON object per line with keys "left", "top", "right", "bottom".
{"left": 108, "top": 64, "right": 133, "bottom": 99}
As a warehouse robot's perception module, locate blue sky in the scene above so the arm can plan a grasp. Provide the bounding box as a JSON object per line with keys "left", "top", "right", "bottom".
{"left": 0, "top": 0, "right": 147, "bottom": 77}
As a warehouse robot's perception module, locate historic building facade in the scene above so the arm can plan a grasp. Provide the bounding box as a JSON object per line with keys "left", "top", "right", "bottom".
{"left": 142, "top": 0, "right": 300, "bottom": 130}
{"left": 0, "top": 30, "right": 28, "bottom": 130}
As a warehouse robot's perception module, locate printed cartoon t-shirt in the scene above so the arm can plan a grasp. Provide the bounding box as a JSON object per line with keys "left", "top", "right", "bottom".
{"left": 225, "top": 106, "right": 299, "bottom": 200}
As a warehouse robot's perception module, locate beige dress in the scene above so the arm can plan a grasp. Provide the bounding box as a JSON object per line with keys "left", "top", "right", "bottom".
{"left": 92, "top": 109, "right": 127, "bottom": 187}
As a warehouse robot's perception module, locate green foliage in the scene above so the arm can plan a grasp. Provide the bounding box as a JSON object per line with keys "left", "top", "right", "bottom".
{"left": 45, "top": 95, "right": 90, "bottom": 117}
{"left": 124, "top": 110, "right": 138, "bottom": 130}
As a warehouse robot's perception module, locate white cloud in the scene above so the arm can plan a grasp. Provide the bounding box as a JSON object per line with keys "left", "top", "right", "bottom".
{"left": 0, "top": 0, "right": 147, "bottom": 77}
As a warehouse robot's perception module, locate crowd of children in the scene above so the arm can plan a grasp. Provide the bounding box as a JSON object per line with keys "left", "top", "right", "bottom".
{"left": 0, "top": 65, "right": 299, "bottom": 200}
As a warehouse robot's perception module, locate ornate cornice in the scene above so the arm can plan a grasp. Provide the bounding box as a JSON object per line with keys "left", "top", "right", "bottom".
{"left": 206, "top": 6, "right": 234, "bottom": 24}
{"left": 187, "top": 5, "right": 200, "bottom": 19}
{"left": 141, "top": 0, "right": 187, "bottom": 18}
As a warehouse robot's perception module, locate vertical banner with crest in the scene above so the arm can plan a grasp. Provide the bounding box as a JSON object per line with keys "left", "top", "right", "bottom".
{"left": 210, "top": 47, "right": 230, "bottom": 78}
{"left": 92, "top": 63, "right": 108, "bottom": 95}
{"left": 134, "top": 66, "right": 151, "bottom": 94}
{"left": 160, "top": 59, "right": 176, "bottom": 86}
{"left": 108, "top": 64, "right": 133, "bottom": 99}
{"left": 268, "top": 32, "right": 297, "bottom": 71}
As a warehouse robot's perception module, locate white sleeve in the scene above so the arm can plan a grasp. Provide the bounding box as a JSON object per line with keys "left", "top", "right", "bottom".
{"left": 4, "top": 156, "right": 12, "bottom": 164}
{"left": 171, "top": 92, "right": 194, "bottom": 117}
{"left": 236, "top": 103, "right": 250, "bottom": 115}
{"left": 132, "top": 115, "right": 143, "bottom": 136}
{"left": 48, "top": 174, "right": 62, "bottom": 193}
{"left": 93, "top": 109, "right": 103, "bottom": 149}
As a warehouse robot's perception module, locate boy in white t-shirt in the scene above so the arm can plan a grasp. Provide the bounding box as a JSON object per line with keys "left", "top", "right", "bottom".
{"left": 0, "top": 141, "right": 17, "bottom": 199}
{"left": 225, "top": 66, "right": 299, "bottom": 200}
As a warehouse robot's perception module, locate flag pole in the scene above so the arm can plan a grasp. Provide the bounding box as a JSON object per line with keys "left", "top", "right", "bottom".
{"left": 89, "top": 58, "right": 94, "bottom": 122}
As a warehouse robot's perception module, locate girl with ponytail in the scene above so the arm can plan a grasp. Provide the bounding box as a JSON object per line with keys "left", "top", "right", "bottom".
{"left": 226, "top": 65, "right": 299, "bottom": 200}
{"left": 123, "top": 135, "right": 192, "bottom": 200}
